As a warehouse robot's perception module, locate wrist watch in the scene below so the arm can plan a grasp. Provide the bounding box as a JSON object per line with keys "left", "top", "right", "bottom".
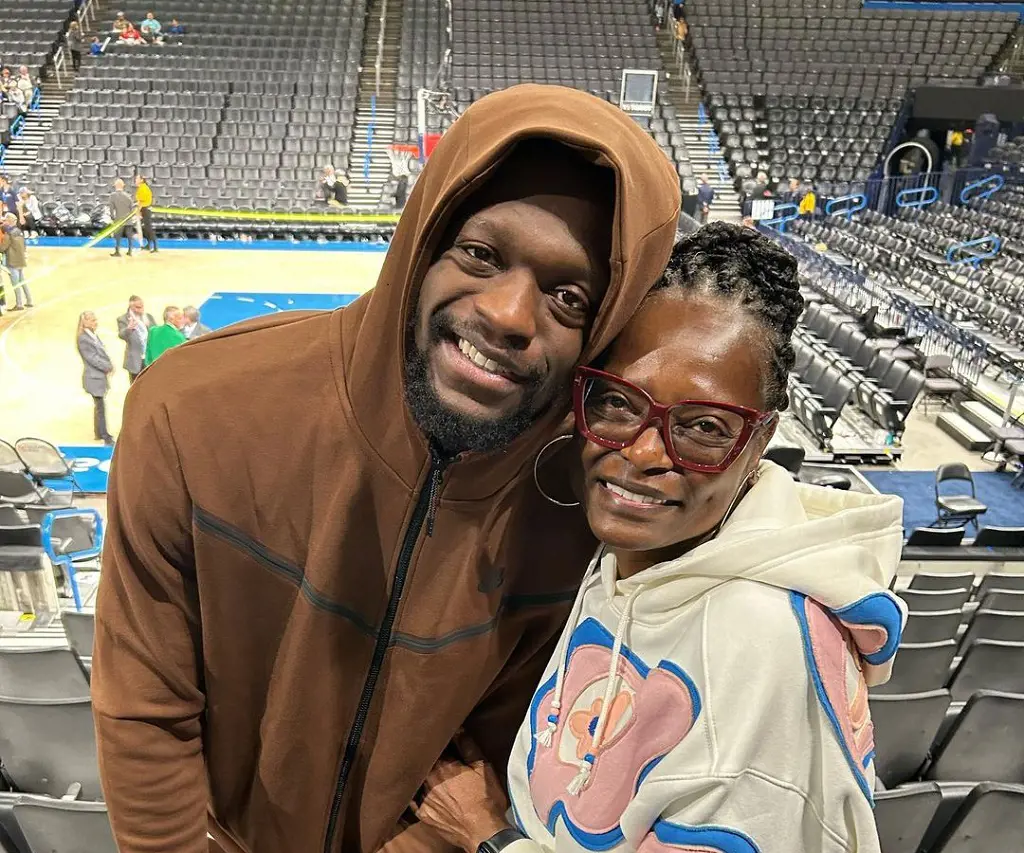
{"left": 477, "top": 827, "right": 528, "bottom": 852}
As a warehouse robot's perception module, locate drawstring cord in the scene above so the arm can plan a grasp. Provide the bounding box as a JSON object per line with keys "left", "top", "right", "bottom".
{"left": 535, "top": 550, "right": 604, "bottom": 749}
{"left": 567, "top": 583, "right": 643, "bottom": 796}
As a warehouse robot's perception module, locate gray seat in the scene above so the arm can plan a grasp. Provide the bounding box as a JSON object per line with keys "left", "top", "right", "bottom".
{"left": 0, "top": 649, "right": 89, "bottom": 699}
{"left": 908, "top": 572, "right": 975, "bottom": 593}
{"left": 0, "top": 696, "right": 102, "bottom": 800}
{"left": 949, "top": 640, "right": 1024, "bottom": 702}
{"left": 934, "top": 463, "right": 988, "bottom": 531}
{"left": 905, "top": 526, "right": 965, "bottom": 547}
{"left": 927, "top": 691, "right": 1024, "bottom": 783}
{"left": 870, "top": 689, "right": 951, "bottom": 788}
{"left": 960, "top": 609, "right": 1024, "bottom": 652}
{"left": 897, "top": 588, "right": 970, "bottom": 612}
{"left": 927, "top": 781, "right": 1024, "bottom": 853}
{"left": 872, "top": 640, "right": 957, "bottom": 695}
{"left": 13, "top": 797, "right": 117, "bottom": 853}
{"left": 976, "top": 571, "right": 1024, "bottom": 597}
{"left": 902, "top": 610, "right": 963, "bottom": 645}
{"left": 978, "top": 590, "right": 1024, "bottom": 612}
{"left": 61, "top": 610, "right": 95, "bottom": 668}
{"left": 873, "top": 782, "right": 942, "bottom": 853}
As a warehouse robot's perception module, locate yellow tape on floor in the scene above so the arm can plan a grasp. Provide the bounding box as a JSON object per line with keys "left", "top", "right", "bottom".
{"left": 150, "top": 206, "right": 400, "bottom": 223}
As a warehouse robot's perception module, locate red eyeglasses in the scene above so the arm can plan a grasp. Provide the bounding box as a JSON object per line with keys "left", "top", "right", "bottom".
{"left": 572, "top": 366, "right": 777, "bottom": 474}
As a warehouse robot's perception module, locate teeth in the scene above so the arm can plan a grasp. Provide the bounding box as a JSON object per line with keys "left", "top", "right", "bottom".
{"left": 605, "top": 482, "right": 668, "bottom": 505}
{"left": 458, "top": 338, "right": 504, "bottom": 376}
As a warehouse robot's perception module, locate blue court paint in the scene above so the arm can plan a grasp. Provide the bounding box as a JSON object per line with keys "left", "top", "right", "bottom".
{"left": 48, "top": 445, "right": 114, "bottom": 494}
{"left": 198, "top": 291, "right": 361, "bottom": 331}
{"left": 28, "top": 236, "right": 390, "bottom": 252}
{"left": 861, "top": 469, "right": 1024, "bottom": 536}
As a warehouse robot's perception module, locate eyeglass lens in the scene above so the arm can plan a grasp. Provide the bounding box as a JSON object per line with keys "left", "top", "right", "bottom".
{"left": 582, "top": 376, "right": 746, "bottom": 466}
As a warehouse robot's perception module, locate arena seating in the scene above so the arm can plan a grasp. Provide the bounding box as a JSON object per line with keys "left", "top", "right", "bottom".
{"left": 21, "top": 0, "right": 366, "bottom": 215}
{"left": 684, "top": 0, "right": 1018, "bottom": 187}
{"left": 396, "top": 0, "right": 450, "bottom": 141}
{"left": 445, "top": 0, "right": 697, "bottom": 186}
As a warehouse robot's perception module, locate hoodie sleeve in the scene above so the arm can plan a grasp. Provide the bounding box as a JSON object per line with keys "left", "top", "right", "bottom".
{"left": 92, "top": 382, "right": 209, "bottom": 853}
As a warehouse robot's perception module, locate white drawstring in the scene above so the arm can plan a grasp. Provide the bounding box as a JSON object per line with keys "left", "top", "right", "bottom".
{"left": 535, "top": 550, "right": 604, "bottom": 749}
{"left": 567, "top": 582, "right": 644, "bottom": 796}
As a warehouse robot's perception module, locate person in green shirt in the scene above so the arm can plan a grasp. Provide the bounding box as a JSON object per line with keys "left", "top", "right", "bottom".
{"left": 145, "top": 305, "right": 188, "bottom": 366}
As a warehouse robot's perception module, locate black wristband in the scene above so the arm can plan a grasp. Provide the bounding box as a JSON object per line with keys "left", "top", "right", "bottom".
{"left": 477, "top": 827, "right": 527, "bottom": 853}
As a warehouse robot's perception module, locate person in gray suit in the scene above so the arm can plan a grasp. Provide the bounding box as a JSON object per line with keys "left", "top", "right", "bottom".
{"left": 182, "top": 305, "right": 212, "bottom": 340}
{"left": 77, "top": 311, "right": 115, "bottom": 445}
{"left": 116, "top": 294, "right": 156, "bottom": 382}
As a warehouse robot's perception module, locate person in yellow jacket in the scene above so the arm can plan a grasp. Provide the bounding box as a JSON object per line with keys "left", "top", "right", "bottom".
{"left": 799, "top": 187, "right": 817, "bottom": 217}
{"left": 134, "top": 174, "right": 157, "bottom": 253}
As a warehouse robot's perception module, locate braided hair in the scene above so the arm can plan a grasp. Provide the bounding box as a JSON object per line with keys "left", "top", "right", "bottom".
{"left": 649, "top": 222, "right": 804, "bottom": 411}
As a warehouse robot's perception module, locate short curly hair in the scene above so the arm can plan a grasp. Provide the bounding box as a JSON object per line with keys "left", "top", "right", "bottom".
{"left": 649, "top": 222, "right": 804, "bottom": 411}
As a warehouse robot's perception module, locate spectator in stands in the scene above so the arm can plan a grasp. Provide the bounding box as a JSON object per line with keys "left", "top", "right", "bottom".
{"left": 116, "top": 295, "right": 156, "bottom": 383}
{"left": 673, "top": 1, "right": 688, "bottom": 40}
{"left": 67, "top": 22, "right": 84, "bottom": 71}
{"left": 145, "top": 305, "right": 187, "bottom": 365}
{"left": 15, "top": 67, "right": 33, "bottom": 102}
{"left": 409, "top": 224, "right": 903, "bottom": 853}
{"left": 182, "top": 306, "right": 211, "bottom": 340}
{"left": 135, "top": 174, "right": 157, "bottom": 252}
{"left": 119, "top": 22, "right": 145, "bottom": 45}
{"left": 77, "top": 310, "right": 116, "bottom": 445}
{"left": 948, "top": 128, "right": 965, "bottom": 167}
{"left": 166, "top": 18, "right": 187, "bottom": 37}
{"left": 90, "top": 37, "right": 104, "bottom": 57}
{"left": 319, "top": 165, "right": 349, "bottom": 207}
{"left": 697, "top": 175, "right": 715, "bottom": 223}
{"left": 0, "top": 177, "right": 17, "bottom": 216}
{"left": 798, "top": 183, "right": 817, "bottom": 218}
{"left": 112, "top": 11, "right": 130, "bottom": 35}
{"left": 109, "top": 178, "right": 135, "bottom": 257}
{"left": 0, "top": 68, "right": 13, "bottom": 95}
{"left": 140, "top": 12, "right": 163, "bottom": 44}
{"left": 0, "top": 213, "right": 31, "bottom": 309}
{"left": 91, "top": 84, "right": 680, "bottom": 853}
{"left": 16, "top": 187, "right": 41, "bottom": 238}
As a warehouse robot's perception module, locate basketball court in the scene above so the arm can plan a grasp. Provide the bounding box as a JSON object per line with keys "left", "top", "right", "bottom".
{"left": 1, "top": 243, "right": 385, "bottom": 444}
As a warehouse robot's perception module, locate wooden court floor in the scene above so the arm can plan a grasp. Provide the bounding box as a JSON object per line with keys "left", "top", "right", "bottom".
{"left": 0, "top": 246, "right": 383, "bottom": 444}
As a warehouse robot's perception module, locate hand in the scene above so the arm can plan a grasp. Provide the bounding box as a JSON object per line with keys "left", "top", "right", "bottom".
{"left": 412, "top": 732, "right": 512, "bottom": 852}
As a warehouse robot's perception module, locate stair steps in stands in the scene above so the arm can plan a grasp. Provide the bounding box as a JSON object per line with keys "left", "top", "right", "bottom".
{"left": 1, "top": 86, "right": 65, "bottom": 177}
{"left": 936, "top": 411, "right": 993, "bottom": 452}
{"left": 655, "top": 30, "right": 740, "bottom": 223}
{"left": 346, "top": 0, "right": 404, "bottom": 207}
{"left": 958, "top": 400, "right": 1006, "bottom": 438}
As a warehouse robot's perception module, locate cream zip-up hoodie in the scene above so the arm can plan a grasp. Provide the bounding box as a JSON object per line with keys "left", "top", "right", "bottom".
{"left": 505, "top": 462, "right": 905, "bottom": 853}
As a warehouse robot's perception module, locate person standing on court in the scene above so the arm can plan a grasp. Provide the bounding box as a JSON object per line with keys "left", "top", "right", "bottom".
{"left": 77, "top": 311, "right": 116, "bottom": 446}
{"left": 134, "top": 174, "right": 158, "bottom": 253}
{"left": 91, "top": 84, "right": 680, "bottom": 853}
{"left": 144, "top": 305, "right": 187, "bottom": 366}
{"left": 181, "top": 306, "right": 211, "bottom": 339}
{"left": 0, "top": 212, "right": 31, "bottom": 310}
{"left": 116, "top": 295, "right": 155, "bottom": 383}
{"left": 108, "top": 178, "right": 135, "bottom": 257}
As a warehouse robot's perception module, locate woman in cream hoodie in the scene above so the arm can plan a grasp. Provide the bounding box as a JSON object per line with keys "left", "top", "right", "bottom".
{"left": 412, "top": 224, "right": 906, "bottom": 853}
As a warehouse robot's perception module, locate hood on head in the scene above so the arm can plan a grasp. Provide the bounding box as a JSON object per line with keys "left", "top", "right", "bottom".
{"left": 604, "top": 462, "right": 906, "bottom": 684}
{"left": 339, "top": 84, "right": 681, "bottom": 494}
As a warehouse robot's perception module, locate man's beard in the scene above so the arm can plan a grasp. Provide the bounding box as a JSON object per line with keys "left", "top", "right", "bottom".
{"left": 404, "top": 312, "right": 548, "bottom": 457}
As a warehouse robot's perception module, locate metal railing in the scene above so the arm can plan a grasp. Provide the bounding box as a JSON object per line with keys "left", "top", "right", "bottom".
{"left": 77, "top": 0, "right": 97, "bottom": 30}
{"left": 374, "top": 0, "right": 388, "bottom": 97}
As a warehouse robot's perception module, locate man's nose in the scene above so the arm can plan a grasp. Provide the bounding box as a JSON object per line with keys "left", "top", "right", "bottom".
{"left": 473, "top": 268, "right": 539, "bottom": 351}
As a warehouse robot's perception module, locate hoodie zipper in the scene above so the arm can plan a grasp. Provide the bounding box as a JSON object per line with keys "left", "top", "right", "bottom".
{"left": 323, "top": 450, "right": 450, "bottom": 853}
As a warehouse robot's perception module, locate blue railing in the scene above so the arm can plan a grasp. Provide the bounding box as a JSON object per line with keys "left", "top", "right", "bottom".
{"left": 946, "top": 235, "right": 1002, "bottom": 267}
{"left": 825, "top": 193, "right": 867, "bottom": 221}
{"left": 363, "top": 93, "right": 376, "bottom": 182}
{"left": 762, "top": 201, "right": 800, "bottom": 232}
{"left": 959, "top": 173, "right": 1004, "bottom": 204}
{"left": 894, "top": 185, "right": 940, "bottom": 209}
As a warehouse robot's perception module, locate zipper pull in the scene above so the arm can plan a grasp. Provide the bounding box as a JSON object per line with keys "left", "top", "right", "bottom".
{"left": 425, "top": 451, "right": 451, "bottom": 537}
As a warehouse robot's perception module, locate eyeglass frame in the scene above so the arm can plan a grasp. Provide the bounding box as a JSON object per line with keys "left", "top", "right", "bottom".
{"left": 572, "top": 366, "right": 778, "bottom": 474}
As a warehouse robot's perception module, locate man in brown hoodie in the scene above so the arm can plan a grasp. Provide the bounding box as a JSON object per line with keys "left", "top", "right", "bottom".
{"left": 92, "top": 84, "right": 680, "bottom": 853}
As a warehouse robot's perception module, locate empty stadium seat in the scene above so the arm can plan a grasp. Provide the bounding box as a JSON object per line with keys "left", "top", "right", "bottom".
{"left": 902, "top": 610, "right": 963, "bottom": 645}
{"left": 870, "top": 689, "right": 951, "bottom": 788}
{"left": 873, "top": 782, "right": 942, "bottom": 853}
{"left": 926, "top": 782, "right": 1024, "bottom": 853}
{"left": 0, "top": 649, "right": 89, "bottom": 700}
{"left": 897, "top": 588, "right": 970, "bottom": 613}
{"left": 11, "top": 798, "right": 116, "bottom": 853}
{"left": 927, "top": 691, "right": 1024, "bottom": 784}
{"left": 909, "top": 572, "right": 975, "bottom": 593}
{"left": 872, "top": 640, "right": 957, "bottom": 696}
{"left": 949, "top": 640, "right": 1024, "bottom": 702}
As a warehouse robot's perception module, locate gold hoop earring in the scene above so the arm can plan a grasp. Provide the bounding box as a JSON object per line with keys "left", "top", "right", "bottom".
{"left": 533, "top": 434, "right": 580, "bottom": 508}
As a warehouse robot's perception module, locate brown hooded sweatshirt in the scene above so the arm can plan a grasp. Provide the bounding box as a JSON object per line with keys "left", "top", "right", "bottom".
{"left": 92, "top": 84, "right": 680, "bottom": 853}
